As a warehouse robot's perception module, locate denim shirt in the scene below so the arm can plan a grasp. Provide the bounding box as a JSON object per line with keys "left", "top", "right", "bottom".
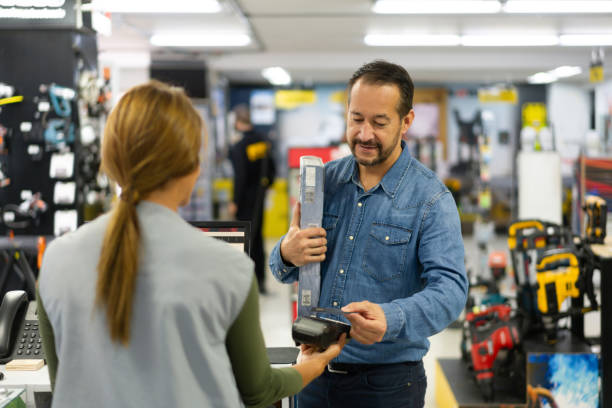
{"left": 270, "top": 142, "right": 468, "bottom": 364}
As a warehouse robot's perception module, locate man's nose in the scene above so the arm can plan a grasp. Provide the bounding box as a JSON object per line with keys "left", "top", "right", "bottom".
{"left": 360, "top": 122, "right": 375, "bottom": 141}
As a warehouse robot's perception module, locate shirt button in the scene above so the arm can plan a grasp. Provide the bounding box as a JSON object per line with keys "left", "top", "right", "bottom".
{"left": 333, "top": 301, "right": 338, "bottom": 307}
{"left": 349, "top": 236, "right": 354, "bottom": 240}
{"left": 283, "top": 269, "right": 287, "bottom": 273}
{"left": 385, "top": 236, "right": 390, "bottom": 241}
{"left": 357, "top": 202, "right": 363, "bottom": 207}
{"left": 339, "top": 269, "right": 344, "bottom": 274}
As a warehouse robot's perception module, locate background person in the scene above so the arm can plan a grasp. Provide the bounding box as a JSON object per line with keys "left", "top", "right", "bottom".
{"left": 269, "top": 60, "right": 468, "bottom": 408}
{"left": 229, "top": 104, "right": 276, "bottom": 294}
{"left": 37, "top": 80, "right": 344, "bottom": 408}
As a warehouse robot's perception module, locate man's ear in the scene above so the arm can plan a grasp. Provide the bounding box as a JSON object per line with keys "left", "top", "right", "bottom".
{"left": 401, "top": 109, "right": 415, "bottom": 135}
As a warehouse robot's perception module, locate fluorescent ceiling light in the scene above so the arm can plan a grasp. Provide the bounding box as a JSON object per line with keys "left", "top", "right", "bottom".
{"left": 373, "top": 0, "right": 501, "bottom": 14}
{"left": 2, "top": 0, "right": 65, "bottom": 6}
{"left": 560, "top": 34, "right": 612, "bottom": 46}
{"left": 0, "top": 7, "right": 66, "bottom": 18}
{"left": 261, "top": 67, "right": 291, "bottom": 86}
{"left": 365, "top": 34, "right": 461, "bottom": 46}
{"left": 461, "top": 34, "right": 559, "bottom": 46}
{"left": 504, "top": 0, "right": 612, "bottom": 13}
{"left": 527, "top": 65, "right": 582, "bottom": 84}
{"left": 150, "top": 33, "right": 251, "bottom": 47}
{"left": 527, "top": 72, "right": 557, "bottom": 84}
{"left": 550, "top": 65, "right": 582, "bottom": 78}
{"left": 89, "top": 0, "right": 221, "bottom": 13}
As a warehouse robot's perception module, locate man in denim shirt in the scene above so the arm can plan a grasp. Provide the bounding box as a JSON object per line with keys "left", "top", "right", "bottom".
{"left": 270, "top": 60, "right": 468, "bottom": 408}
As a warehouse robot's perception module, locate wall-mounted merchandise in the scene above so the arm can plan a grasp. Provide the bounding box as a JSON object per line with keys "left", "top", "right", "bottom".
{"left": 0, "top": 28, "right": 110, "bottom": 236}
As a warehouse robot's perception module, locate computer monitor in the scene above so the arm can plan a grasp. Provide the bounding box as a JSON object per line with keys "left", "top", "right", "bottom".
{"left": 189, "top": 221, "right": 251, "bottom": 256}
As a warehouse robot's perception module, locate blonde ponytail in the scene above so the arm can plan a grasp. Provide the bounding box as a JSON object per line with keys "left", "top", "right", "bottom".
{"left": 96, "top": 81, "right": 202, "bottom": 344}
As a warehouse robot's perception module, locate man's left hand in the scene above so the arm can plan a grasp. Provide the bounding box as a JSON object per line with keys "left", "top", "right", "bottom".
{"left": 341, "top": 301, "right": 387, "bottom": 345}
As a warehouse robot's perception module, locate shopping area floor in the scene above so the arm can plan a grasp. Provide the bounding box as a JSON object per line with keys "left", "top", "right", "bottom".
{"left": 259, "top": 234, "right": 601, "bottom": 407}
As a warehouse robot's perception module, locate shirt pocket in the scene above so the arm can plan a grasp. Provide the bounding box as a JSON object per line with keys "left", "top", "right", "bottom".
{"left": 363, "top": 223, "right": 412, "bottom": 282}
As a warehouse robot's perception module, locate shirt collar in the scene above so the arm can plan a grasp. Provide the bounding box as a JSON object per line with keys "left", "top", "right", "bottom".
{"left": 340, "top": 140, "right": 412, "bottom": 198}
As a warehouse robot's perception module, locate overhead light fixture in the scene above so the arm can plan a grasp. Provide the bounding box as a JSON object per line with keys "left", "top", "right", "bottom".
{"left": 461, "top": 34, "right": 559, "bottom": 46}
{"left": 550, "top": 65, "right": 582, "bottom": 78}
{"left": 89, "top": 0, "right": 221, "bottom": 13}
{"left": 503, "top": 0, "right": 612, "bottom": 13}
{"left": 364, "top": 34, "right": 461, "bottom": 46}
{"left": 261, "top": 67, "right": 291, "bottom": 86}
{"left": 560, "top": 34, "right": 612, "bottom": 46}
{"left": 527, "top": 72, "right": 557, "bottom": 84}
{"left": 372, "top": 0, "right": 501, "bottom": 14}
{"left": 0, "top": 7, "right": 66, "bottom": 19}
{"left": 527, "top": 65, "right": 583, "bottom": 84}
{"left": 150, "top": 33, "right": 251, "bottom": 47}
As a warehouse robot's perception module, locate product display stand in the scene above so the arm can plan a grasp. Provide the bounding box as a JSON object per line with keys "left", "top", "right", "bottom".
{"left": 435, "top": 359, "right": 525, "bottom": 408}
{"left": 590, "top": 236, "right": 612, "bottom": 408}
{"left": 437, "top": 323, "right": 595, "bottom": 407}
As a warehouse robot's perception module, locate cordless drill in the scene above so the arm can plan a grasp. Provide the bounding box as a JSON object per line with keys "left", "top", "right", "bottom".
{"left": 583, "top": 195, "right": 607, "bottom": 244}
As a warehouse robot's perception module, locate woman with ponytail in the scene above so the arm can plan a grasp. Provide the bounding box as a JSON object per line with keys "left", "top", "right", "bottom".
{"left": 37, "top": 81, "right": 344, "bottom": 408}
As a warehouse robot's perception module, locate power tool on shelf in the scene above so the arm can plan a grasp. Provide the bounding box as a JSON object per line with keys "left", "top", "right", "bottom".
{"left": 463, "top": 304, "right": 523, "bottom": 402}
{"left": 535, "top": 248, "right": 598, "bottom": 343}
{"left": 507, "top": 219, "right": 572, "bottom": 335}
{"left": 583, "top": 195, "right": 607, "bottom": 244}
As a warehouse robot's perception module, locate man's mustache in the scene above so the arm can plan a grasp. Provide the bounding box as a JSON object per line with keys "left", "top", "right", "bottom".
{"left": 352, "top": 139, "right": 381, "bottom": 148}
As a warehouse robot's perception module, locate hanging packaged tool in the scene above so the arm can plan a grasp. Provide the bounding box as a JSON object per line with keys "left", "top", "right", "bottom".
{"left": 0, "top": 163, "right": 9, "bottom": 188}
{"left": 0, "top": 124, "right": 10, "bottom": 188}
{"left": 583, "top": 195, "right": 607, "bottom": 244}
{"left": 48, "top": 84, "right": 75, "bottom": 118}
{"left": 44, "top": 119, "right": 75, "bottom": 145}
{"left": 1, "top": 192, "right": 48, "bottom": 230}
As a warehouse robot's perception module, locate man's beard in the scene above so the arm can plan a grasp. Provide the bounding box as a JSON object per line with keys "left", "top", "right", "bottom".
{"left": 349, "top": 131, "right": 400, "bottom": 167}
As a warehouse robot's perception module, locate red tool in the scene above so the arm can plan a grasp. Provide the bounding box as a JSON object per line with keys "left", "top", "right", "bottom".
{"left": 466, "top": 304, "right": 521, "bottom": 401}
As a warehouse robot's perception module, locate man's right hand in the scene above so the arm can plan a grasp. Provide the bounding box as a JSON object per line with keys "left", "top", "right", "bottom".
{"left": 280, "top": 203, "right": 327, "bottom": 267}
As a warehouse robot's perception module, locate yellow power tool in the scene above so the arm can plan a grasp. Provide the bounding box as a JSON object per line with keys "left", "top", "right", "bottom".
{"left": 536, "top": 251, "right": 580, "bottom": 315}
{"left": 583, "top": 195, "right": 607, "bottom": 244}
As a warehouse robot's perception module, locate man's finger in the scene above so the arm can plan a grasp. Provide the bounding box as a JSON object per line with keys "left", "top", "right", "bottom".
{"left": 341, "top": 301, "right": 370, "bottom": 314}
{"left": 300, "top": 227, "right": 327, "bottom": 239}
{"left": 344, "top": 312, "right": 367, "bottom": 326}
{"left": 304, "top": 237, "right": 327, "bottom": 249}
{"left": 290, "top": 203, "right": 301, "bottom": 228}
{"left": 305, "top": 254, "right": 326, "bottom": 263}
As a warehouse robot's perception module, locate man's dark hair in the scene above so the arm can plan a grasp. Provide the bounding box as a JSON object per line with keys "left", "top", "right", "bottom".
{"left": 347, "top": 60, "right": 414, "bottom": 118}
{"left": 233, "top": 103, "right": 251, "bottom": 126}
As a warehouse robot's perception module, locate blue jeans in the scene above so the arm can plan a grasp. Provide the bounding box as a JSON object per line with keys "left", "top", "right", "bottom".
{"left": 297, "top": 361, "right": 426, "bottom": 408}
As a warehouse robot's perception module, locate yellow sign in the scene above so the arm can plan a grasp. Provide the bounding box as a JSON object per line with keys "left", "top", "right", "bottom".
{"left": 478, "top": 88, "right": 517, "bottom": 104}
{"left": 590, "top": 64, "right": 604, "bottom": 83}
{"left": 522, "top": 103, "right": 547, "bottom": 129}
{"left": 275, "top": 90, "right": 317, "bottom": 110}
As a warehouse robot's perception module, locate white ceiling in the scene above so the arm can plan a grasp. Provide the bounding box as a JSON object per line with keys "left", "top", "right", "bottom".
{"left": 97, "top": 0, "right": 612, "bottom": 85}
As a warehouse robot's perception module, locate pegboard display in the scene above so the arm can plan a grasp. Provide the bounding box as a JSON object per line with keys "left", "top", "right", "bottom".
{"left": 0, "top": 29, "right": 110, "bottom": 237}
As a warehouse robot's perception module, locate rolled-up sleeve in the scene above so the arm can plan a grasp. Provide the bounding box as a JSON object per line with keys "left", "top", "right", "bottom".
{"left": 269, "top": 235, "right": 300, "bottom": 284}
